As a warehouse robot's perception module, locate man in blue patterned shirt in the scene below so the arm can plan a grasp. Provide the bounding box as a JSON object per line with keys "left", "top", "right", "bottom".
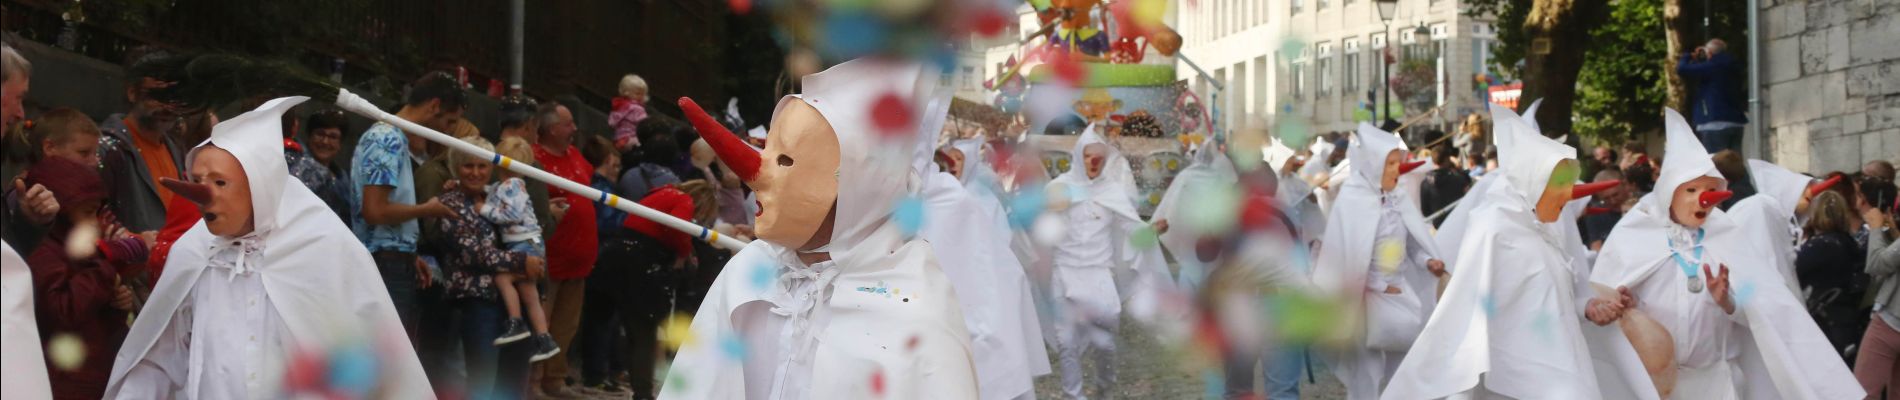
{"left": 349, "top": 72, "right": 461, "bottom": 338}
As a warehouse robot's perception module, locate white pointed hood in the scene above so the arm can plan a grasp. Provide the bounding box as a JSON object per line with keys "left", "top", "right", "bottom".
{"left": 786, "top": 58, "right": 937, "bottom": 262}
{"left": 1263, "top": 136, "right": 1299, "bottom": 173}
{"left": 1154, "top": 145, "right": 1238, "bottom": 291}
{"left": 1734, "top": 159, "right": 1817, "bottom": 297}
{"left": 1348, "top": 123, "right": 1408, "bottom": 187}
{"left": 1493, "top": 104, "right": 1577, "bottom": 209}
{"left": 1312, "top": 123, "right": 1441, "bottom": 298}
{"left": 108, "top": 97, "right": 433, "bottom": 399}
{"left": 1744, "top": 159, "right": 1814, "bottom": 220}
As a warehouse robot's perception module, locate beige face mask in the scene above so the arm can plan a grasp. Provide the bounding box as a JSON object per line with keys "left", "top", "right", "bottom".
{"left": 684, "top": 98, "right": 842, "bottom": 250}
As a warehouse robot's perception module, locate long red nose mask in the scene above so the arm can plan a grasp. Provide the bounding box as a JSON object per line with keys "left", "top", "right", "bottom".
{"left": 679, "top": 98, "right": 761, "bottom": 183}
{"left": 1698, "top": 190, "right": 1734, "bottom": 208}
{"left": 159, "top": 177, "right": 212, "bottom": 206}
{"left": 1808, "top": 175, "right": 1843, "bottom": 196}
{"left": 1398, "top": 160, "right": 1427, "bottom": 175}
{"left": 1585, "top": 206, "right": 1615, "bottom": 216}
{"left": 1571, "top": 180, "right": 1622, "bottom": 200}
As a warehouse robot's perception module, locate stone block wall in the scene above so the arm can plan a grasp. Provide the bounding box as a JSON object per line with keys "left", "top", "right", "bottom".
{"left": 1760, "top": 0, "right": 1900, "bottom": 174}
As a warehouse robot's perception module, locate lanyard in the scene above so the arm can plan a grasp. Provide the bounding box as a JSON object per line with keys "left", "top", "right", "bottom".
{"left": 1671, "top": 228, "right": 1706, "bottom": 281}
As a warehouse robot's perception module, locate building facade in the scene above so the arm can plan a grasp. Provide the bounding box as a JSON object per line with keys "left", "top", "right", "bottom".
{"left": 1758, "top": 0, "right": 1900, "bottom": 174}
{"left": 1177, "top": 0, "right": 1497, "bottom": 138}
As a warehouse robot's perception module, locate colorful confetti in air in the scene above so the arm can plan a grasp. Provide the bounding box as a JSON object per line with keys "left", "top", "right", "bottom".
{"left": 870, "top": 92, "right": 916, "bottom": 138}
{"left": 47, "top": 333, "right": 85, "bottom": 371}
{"left": 1032, "top": 214, "right": 1067, "bottom": 245}
{"left": 1375, "top": 239, "right": 1405, "bottom": 275}
{"left": 720, "top": 334, "right": 749, "bottom": 361}
{"left": 894, "top": 195, "right": 927, "bottom": 235}
{"left": 661, "top": 313, "right": 697, "bottom": 350}
{"left": 751, "top": 259, "right": 778, "bottom": 290}
{"left": 328, "top": 343, "right": 381, "bottom": 398}
{"left": 1128, "top": 225, "right": 1159, "bottom": 249}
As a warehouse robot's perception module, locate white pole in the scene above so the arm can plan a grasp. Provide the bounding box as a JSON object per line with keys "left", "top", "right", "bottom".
{"left": 332, "top": 89, "right": 750, "bottom": 251}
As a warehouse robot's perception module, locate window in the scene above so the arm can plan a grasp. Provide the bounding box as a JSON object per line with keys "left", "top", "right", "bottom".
{"left": 1292, "top": 0, "right": 1303, "bottom": 14}
{"left": 963, "top": 66, "right": 977, "bottom": 89}
{"left": 1292, "top": 63, "right": 1305, "bottom": 97}
{"left": 1316, "top": 43, "right": 1334, "bottom": 94}
{"left": 1344, "top": 40, "right": 1362, "bottom": 91}
{"left": 1319, "top": 0, "right": 1329, "bottom": 10}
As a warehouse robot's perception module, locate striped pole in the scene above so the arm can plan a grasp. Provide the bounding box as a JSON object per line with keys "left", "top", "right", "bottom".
{"left": 333, "top": 89, "right": 749, "bottom": 251}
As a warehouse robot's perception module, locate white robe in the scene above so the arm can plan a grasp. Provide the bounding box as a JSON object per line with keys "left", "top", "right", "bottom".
{"left": 2, "top": 242, "right": 51, "bottom": 399}
{"left": 105, "top": 97, "right": 431, "bottom": 399}
{"left": 1588, "top": 108, "right": 1861, "bottom": 400}
{"left": 1728, "top": 159, "right": 1812, "bottom": 299}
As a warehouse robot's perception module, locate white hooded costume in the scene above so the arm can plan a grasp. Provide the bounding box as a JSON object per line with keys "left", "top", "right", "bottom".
{"left": 2, "top": 243, "right": 52, "bottom": 399}
{"left": 1153, "top": 144, "right": 1237, "bottom": 292}
{"left": 1383, "top": 104, "right": 1656, "bottom": 400}
{"left": 1312, "top": 123, "right": 1445, "bottom": 400}
{"left": 1587, "top": 109, "right": 1861, "bottom": 400}
{"left": 659, "top": 59, "right": 978, "bottom": 400}
{"left": 1044, "top": 126, "right": 1171, "bottom": 400}
{"left": 1729, "top": 159, "right": 1819, "bottom": 299}
{"left": 104, "top": 97, "right": 432, "bottom": 399}
{"left": 914, "top": 84, "right": 1050, "bottom": 400}
{"left": 1264, "top": 137, "right": 1326, "bottom": 250}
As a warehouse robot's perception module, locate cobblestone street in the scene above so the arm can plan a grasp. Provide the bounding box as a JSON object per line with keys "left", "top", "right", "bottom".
{"left": 1030, "top": 317, "right": 1348, "bottom": 399}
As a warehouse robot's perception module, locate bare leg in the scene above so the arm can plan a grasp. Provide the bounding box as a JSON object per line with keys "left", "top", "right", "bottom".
{"left": 520, "top": 279, "right": 551, "bottom": 334}
{"left": 497, "top": 273, "right": 522, "bottom": 320}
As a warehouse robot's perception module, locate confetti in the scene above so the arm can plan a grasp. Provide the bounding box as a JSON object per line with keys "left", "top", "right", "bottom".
{"left": 1032, "top": 214, "right": 1067, "bottom": 245}
{"left": 720, "top": 334, "right": 748, "bottom": 361}
{"left": 328, "top": 344, "right": 380, "bottom": 398}
{"left": 870, "top": 92, "right": 915, "bottom": 138}
{"left": 283, "top": 348, "right": 326, "bottom": 391}
{"left": 1480, "top": 294, "right": 1498, "bottom": 316}
{"left": 1374, "top": 239, "right": 1404, "bottom": 275}
{"left": 48, "top": 333, "right": 86, "bottom": 371}
{"left": 1128, "top": 225, "right": 1159, "bottom": 249}
{"left": 1202, "top": 368, "right": 1226, "bottom": 400}
{"left": 894, "top": 195, "right": 926, "bottom": 235}
{"left": 661, "top": 313, "right": 697, "bottom": 350}
{"left": 1182, "top": 184, "right": 1241, "bottom": 235}
{"left": 823, "top": 12, "right": 888, "bottom": 61}
{"left": 728, "top": 0, "right": 752, "bottom": 14}
{"left": 64, "top": 220, "right": 99, "bottom": 260}
{"left": 750, "top": 260, "right": 778, "bottom": 290}
{"left": 1276, "top": 116, "right": 1312, "bottom": 151}
{"left": 970, "top": 8, "right": 1009, "bottom": 36}
{"left": 870, "top": 369, "right": 886, "bottom": 396}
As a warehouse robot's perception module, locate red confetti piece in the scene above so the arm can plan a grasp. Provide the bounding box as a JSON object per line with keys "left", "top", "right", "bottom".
{"left": 906, "top": 335, "right": 920, "bottom": 352}
{"left": 972, "top": 9, "right": 1009, "bottom": 36}
{"left": 1048, "top": 52, "right": 1088, "bottom": 85}
{"left": 283, "top": 349, "right": 326, "bottom": 391}
{"left": 870, "top": 369, "right": 886, "bottom": 396}
{"left": 729, "top": 0, "right": 752, "bottom": 14}
{"left": 870, "top": 93, "right": 914, "bottom": 137}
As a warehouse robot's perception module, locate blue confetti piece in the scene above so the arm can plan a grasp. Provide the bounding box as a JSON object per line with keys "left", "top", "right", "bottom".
{"left": 1480, "top": 294, "right": 1497, "bottom": 316}
{"left": 328, "top": 344, "right": 380, "bottom": 398}
{"left": 1531, "top": 311, "right": 1554, "bottom": 345}
{"left": 720, "top": 334, "right": 748, "bottom": 361}
{"left": 1733, "top": 281, "right": 1756, "bottom": 307}
{"left": 895, "top": 195, "right": 926, "bottom": 235}
{"left": 1201, "top": 368, "right": 1225, "bottom": 400}
{"left": 822, "top": 12, "right": 887, "bottom": 61}
{"left": 1007, "top": 188, "right": 1046, "bottom": 229}
{"left": 750, "top": 261, "right": 776, "bottom": 291}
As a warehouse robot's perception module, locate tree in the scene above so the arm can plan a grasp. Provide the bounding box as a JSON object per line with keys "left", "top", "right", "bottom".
{"left": 1574, "top": 0, "right": 1671, "bottom": 143}
{"left": 1517, "top": 0, "right": 1610, "bottom": 136}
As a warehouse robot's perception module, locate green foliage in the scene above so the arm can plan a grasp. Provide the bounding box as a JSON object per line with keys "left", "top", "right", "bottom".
{"left": 1573, "top": 0, "right": 1670, "bottom": 143}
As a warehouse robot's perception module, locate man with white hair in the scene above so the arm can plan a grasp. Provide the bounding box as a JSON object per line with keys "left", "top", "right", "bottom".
{"left": 1677, "top": 38, "right": 1747, "bottom": 153}
{"left": 1, "top": 39, "right": 54, "bottom": 400}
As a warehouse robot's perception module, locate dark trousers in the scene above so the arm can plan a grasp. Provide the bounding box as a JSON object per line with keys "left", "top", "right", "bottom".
{"left": 580, "top": 236, "right": 674, "bottom": 397}
{"left": 374, "top": 251, "right": 420, "bottom": 338}
{"left": 458, "top": 300, "right": 504, "bottom": 399}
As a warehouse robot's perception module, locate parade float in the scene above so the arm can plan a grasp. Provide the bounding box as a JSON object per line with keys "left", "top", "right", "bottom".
{"left": 990, "top": 0, "right": 1214, "bottom": 216}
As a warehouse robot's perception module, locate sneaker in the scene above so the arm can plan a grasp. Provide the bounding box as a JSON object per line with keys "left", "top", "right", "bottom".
{"left": 530, "top": 333, "right": 562, "bottom": 362}
{"left": 495, "top": 318, "right": 531, "bottom": 345}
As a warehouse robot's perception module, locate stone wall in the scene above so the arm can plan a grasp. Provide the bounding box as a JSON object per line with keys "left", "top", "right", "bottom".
{"left": 1760, "top": 0, "right": 1900, "bottom": 174}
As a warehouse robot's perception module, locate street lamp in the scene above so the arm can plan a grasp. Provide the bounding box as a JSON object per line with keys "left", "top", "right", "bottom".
{"left": 1375, "top": 0, "right": 1398, "bottom": 124}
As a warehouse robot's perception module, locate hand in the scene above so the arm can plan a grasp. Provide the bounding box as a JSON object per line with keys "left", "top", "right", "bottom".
{"left": 1383, "top": 285, "right": 1403, "bottom": 295}
{"left": 420, "top": 198, "right": 456, "bottom": 219}
{"left": 1426, "top": 259, "right": 1447, "bottom": 277}
{"left": 1704, "top": 264, "right": 1734, "bottom": 314}
{"left": 1585, "top": 297, "right": 1625, "bottom": 326}
{"left": 441, "top": 179, "right": 460, "bottom": 192}
{"left": 111, "top": 284, "right": 137, "bottom": 311}
{"left": 137, "top": 231, "right": 158, "bottom": 250}
{"left": 524, "top": 256, "right": 546, "bottom": 280}
{"left": 414, "top": 257, "right": 434, "bottom": 289}
{"left": 549, "top": 198, "right": 570, "bottom": 222}
{"left": 1865, "top": 207, "right": 1892, "bottom": 230}
{"left": 1151, "top": 219, "right": 1170, "bottom": 234}
{"left": 16, "top": 179, "right": 60, "bottom": 225}
{"left": 1617, "top": 285, "right": 1637, "bottom": 308}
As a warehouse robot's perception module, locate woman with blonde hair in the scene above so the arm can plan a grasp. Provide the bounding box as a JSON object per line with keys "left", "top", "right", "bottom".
{"left": 1796, "top": 190, "right": 1866, "bottom": 357}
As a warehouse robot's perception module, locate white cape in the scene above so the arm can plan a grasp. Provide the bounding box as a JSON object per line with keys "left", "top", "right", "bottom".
{"left": 1045, "top": 127, "right": 1172, "bottom": 319}
{"left": 1153, "top": 145, "right": 1236, "bottom": 292}
{"left": 104, "top": 97, "right": 431, "bottom": 399}
{"left": 2, "top": 242, "right": 52, "bottom": 399}
{"left": 1729, "top": 159, "right": 1812, "bottom": 298}
{"left": 1588, "top": 109, "right": 1860, "bottom": 400}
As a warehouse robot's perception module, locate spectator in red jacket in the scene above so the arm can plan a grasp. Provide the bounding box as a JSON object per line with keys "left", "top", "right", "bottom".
{"left": 22, "top": 157, "right": 149, "bottom": 399}
{"left": 527, "top": 102, "right": 597, "bottom": 397}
